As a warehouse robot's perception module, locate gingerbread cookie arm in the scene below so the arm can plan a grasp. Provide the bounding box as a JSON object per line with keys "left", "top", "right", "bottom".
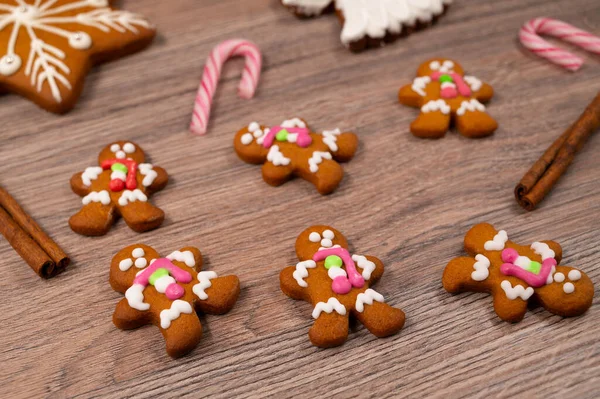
{"left": 160, "top": 312, "right": 203, "bottom": 358}
{"left": 322, "top": 131, "right": 358, "bottom": 162}
{"left": 69, "top": 202, "right": 117, "bottom": 236}
{"left": 280, "top": 265, "right": 308, "bottom": 300}
{"left": 472, "top": 82, "right": 494, "bottom": 104}
{"left": 398, "top": 83, "right": 425, "bottom": 109}
{"left": 535, "top": 266, "right": 594, "bottom": 317}
{"left": 142, "top": 166, "right": 169, "bottom": 195}
{"left": 353, "top": 298, "right": 406, "bottom": 337}
{"left": 113, "top": 298, "right": 151, "bottom": 330}
{"left": 70, "top": 171, "right": 95, "bottom": 196}
{"left": 354, "top": 254, "right": 384, "bottom": 284}
{"left": 195, "top": 275, "right": 240, "bottom": 315}
{"left": 442, "top": 256, "right": 490, "bottom": 294}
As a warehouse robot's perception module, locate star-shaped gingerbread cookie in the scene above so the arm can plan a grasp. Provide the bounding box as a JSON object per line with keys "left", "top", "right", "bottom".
{"left": 0, "top": 0, "right": 155, "bottom": 113}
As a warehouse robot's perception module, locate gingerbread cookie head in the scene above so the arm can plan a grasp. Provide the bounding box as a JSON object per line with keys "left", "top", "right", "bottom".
{"left": 69, "top": 141, "right": 168, "bottom": 236}
{"left": 0, "top": 0, "right": 155, "bottom": 113}
{"left": 417, "top": 58, "right": 465, "bottom": 77}
{"left": 443, "top": 223, "right": 594, "bottom": 322}
{"left": 281, "top": 0, "right": 452, "bottom": 52}
{"left": 110, "top": 244, "right": 240, "bottom": 358}
{"left": 99, "top": 141, "right": 146, "bottom": 164}
{"left": 234, "top": 118, "right": 358, "bottom": 195}
{"left": 280, "top": 225, "right": 405, "bottom": 347}
{"left": 398, "top": 58, "right": 498, "bottom": 139}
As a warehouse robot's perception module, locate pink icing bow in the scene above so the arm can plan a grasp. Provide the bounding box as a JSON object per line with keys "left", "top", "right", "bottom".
{"left": 134, "top": 258, "right": 192, "bottom": 300}
{"left": 430, "top": 71, "right": 472, "bottom": 99}
{"left": 262, "top": 126, "right": 312, "bottom": 148}
{"left": 500, "top": 248, "right": 556, "bottom": 288}
{"left": 313, "top": 247, "right": 365, "bottom": 295}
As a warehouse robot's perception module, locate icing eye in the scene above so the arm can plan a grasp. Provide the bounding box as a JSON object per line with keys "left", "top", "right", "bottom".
{"left": 309, "top": 232, "right": 321, "bottom": 242}
{"left": 248, "top": 122, "right": 260, "bottom": 132}
{"left": 132, "top": 248, "right": 145, "bottom": 258}
{"left": 429, "top": 61, "right": 441, "bottom": 70}
{"left": 322, "top": 230, "right": 334, "bottom": 240}
{"left": 443, "top": 60, "right": 454, "bottom": 69}
{"left": 110, "top": 143, "right": 121, "bottom": 152}
{"left": 119, "top": 258, "right": 133, "bottom": 271}
{"left": 123, "top": 142, "right": 136, "bottom": 154}
{"left": 116, "top": 151, "right": 126, "bottom": 159}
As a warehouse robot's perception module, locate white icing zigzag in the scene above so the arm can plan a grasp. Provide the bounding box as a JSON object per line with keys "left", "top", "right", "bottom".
{"left": 484, "top": 230, "right": 508, "bottom": 251}
{"left": 293, "top": 260, "right": 317, "bottom": 287}
{"left": 308, "top": 151, "right": 332, "bottom": 173}
{"left": 267, "top": 145, "right": 291, "bottom": 166}
{"left": 82, "top": 190, "right": 110, "bottom": 205}
{"left": 81, "top": 166, "right": 102, "bottom": 186}
{"left": 139, "top": 163, "right": 157, "bottom": 187}
{"left": 167, "top": 250, "right": 196, "bottom": 267}
{"left": 355, "top": 289, "right": 384, "bottom": 312}
{"left": 193, "top": 271, "right": 217, "bottom": 300}
{"left": 118, "top": 189, "right": 147, "bottom": 206}
{"left": 0, "top": 0, "right": 151, "bottom": 102}
{"left": 471, "top": 254, "right": 490, "bottom": 281}
{"left": 312, "top": 297, "right": 346, "bottom": 319}
{"left": 160, "top": 300, "right": 193, "bottom": 329}
{"left": 500, "top": 280, "right": 534, "bottom": 301}
{"left": 352, "top": 254, "right": 375, "bottom": 280}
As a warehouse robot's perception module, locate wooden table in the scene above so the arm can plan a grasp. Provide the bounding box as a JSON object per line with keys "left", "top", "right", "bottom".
{"left": 2, "top": 0, "right": 599, "bottom": 397}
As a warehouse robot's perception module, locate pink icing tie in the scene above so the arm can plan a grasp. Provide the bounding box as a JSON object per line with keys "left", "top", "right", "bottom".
{"left": 134, "top": 258, "right": 193, "bottom": 300}
{"left": 500, "top": 248, "right": 556, "bottom": 288}
{"left": 313, "top": 247, "right": 364, "bottom": 294}
{"left": 430, "top": 71, "right": 472, "bottom": 99}
{"left": 261, "top": 126, "right": 312, "bottom": 148}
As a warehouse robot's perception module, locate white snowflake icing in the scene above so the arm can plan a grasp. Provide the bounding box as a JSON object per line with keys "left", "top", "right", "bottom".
{"left": 0, "top": 0, "right": 151, "bottom": 102}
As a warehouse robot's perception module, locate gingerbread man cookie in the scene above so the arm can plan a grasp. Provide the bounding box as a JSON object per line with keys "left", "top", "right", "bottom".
{"left": 0, "top": 0, "right": 155, "bottom": 113}
{"left": 69, "top": 141, "right": 168, "bottom": 236}
{"left": 110, "top": 244, "right": 240, "bottom": 358}
{"left": 443, "top": 223, "right": 594, "bottom": 322}
{"left": 398, "top": 58, "right": 498, "bottom": 138}
{"left": 234, "top": 118, "right": 358, "bottom": 195}
{"left": 280, "top": 226, "right": 405, "bottom": 347}
{"left": 281, "top": 0, "right": 452, "bottom": 52}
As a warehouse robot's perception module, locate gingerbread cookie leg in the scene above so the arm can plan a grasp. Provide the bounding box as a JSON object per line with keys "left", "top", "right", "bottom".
{"left": 410, "top": 100, "right": 451, "bottom": 139}
{"left": 299, "top": 157, "right": 345, "bottom": 195}
{"left": 161, "top": 312, "right": 204, "bottom": 358}
{"left": 69, "top": 202, "right": 117, "bottom": 236}
{"left": 353, "top": 298, "right": 406, "bottom": 337}
{"left": 262, "top": 161, "right": 294, "bottom": 187}
{"left": 492, "top": 285, "right": 529, "bottom": 322}
{"left": 118, "top": 201, "right": 165, "bottom": 233}
{"left": 309, "top": 302, "right": 349, "bottom": 348}
{"left": 454, "top": 100, "right": 498, "bottom": 138}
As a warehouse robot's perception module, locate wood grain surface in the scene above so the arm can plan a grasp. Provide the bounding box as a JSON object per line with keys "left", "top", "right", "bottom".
{"left": 1, "top": 0, "right": 599, "bottom": 397}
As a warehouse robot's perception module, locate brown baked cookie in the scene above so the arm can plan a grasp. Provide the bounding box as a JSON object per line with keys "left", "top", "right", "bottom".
{"left": 398, "top": 58, "right": 498, "bottom": 139}
{"left": 69, "top": 141, "right": 168, "bottom": 236}
{"left": 443, "top": 223, "right": 594, "bottom": 322}
{"left": 234, "top": 118, "right": 358, "bottom": 195}
{"left": 110, "top": 244, "right": 240, "bottom": 358}
{"left": 280, "top": 225, "right": 405, "bottom": 347}
{"left": 0, "top": 0, "right": 155, "bottom": 113}
{"left": 281, "top": 0, "right": 451, "bottom": 52}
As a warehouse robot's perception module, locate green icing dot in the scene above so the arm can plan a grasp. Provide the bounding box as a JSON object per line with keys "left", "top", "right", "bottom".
{"left": 149, "top": 268, "right": 169, "bottom": 285}
{"left": 276, "top": 129, "right": 289, "bottom": 142}
{"left": 439, "top": 74, "right": 453, "bottom": 83}
{"left": 111, "top": 163, "right": 128, "bottom": 173}
{"left": 528, "top": 261, "right": 542, "bottom": 274}
{"left": 324, "top": 255, "right": 343, "bottom": 270}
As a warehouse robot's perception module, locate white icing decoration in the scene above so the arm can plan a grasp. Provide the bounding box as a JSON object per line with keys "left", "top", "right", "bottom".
{"left": 111, "top": 170, "right": 126, "bottom": 181}
{"left": 241, "top": 133, "right": 253, "bottom": 145}
{"left": 440, "top": 82, "right": 456, "bottom": 90}
{"left": 125, "top": 283, "right": 149, "bottom": 311}
{"left": 429, "top": 60, "right": 441, "bottom": 70}
{"left": 118, "top": 189, "right": 147, "bottom": 206}
{"left": 320, "top": 238, "right": 333, "bottom": 248}
{"left": 132, "top": 247, "right": 145, "bottom": 258}
{"left": 547, "top": 266, "right": 556, "bottom": 285}
{"left": 115, "top": 150, "right": 126, "bottom": 159}
{"left": 456, "top": 99, "right": 486, "bottom": 116}
{"left": 309, "top": 232, "right": 321, "bottom": 243}
{"left": 160, "top": 300, "right": 193, "bottom": 329}
{"left": 110, "top": 144, "right": 120, "bottom": 152}
{"left": 322, "top": 128, "right": 340, "bottom": 152}
{"left": 335, "top": 0, "right": 452, "bottom": 45}
{"left": 293, "top": 260, "right": 317, "bottom": 287}
{"left": 568, "top": 270, "right": 581, "bottom": 281}
{"left": 328, "top": 266, "right": 347, "bottom": 280}
{"left": 123, "top": 142, "right": 136, "bottom": 153}
{"left": 308, "top": 151, "right": 332, "bottom": 173}
{"left": 352, "top": 254, "right": 375, "bottom": 280}
{"left": 81, "top": 166, "right": 103, "bottom": 186}
{"left": 193, "top": 271, "right": 218, "bottom": 300}
{"left": 139, "top": 163, "right": 157, "bottom": 187}
{"left": 471, "top": 254, "right": 490, "bottom": 281}
{"left": 484, "top": 230, "right": 508, "bottom": 251}
{"left": 166, "top": 250, "right": 196, "bottom": 267}
{"left": 267, "top": 145, "right": 291, "bottom": 166}
{"left": 154, "top": 275, "right": 176, "bottom": 294}
{"left": 322, "top": 230, "right": 334, "bottom": 239}
{"left": 82, "top": 190, "right": 110, "bottom": 205}
{"left": 563, "top": 282, "right": 575, "bottom": 294}
{"left": 0, "top": 1, "right": 151, "bottom": 102}
{"left": 282, "top": 0, "right": 331, "bottom": 16}
{"left": 355, "top": 289, "right": 384, "bottom": 313}
{"left": 134, "top": 257, "right": 147, "bottom": 268}
{"left": 464, "top": 75, "right": 482, "bottom": 92}
{"left": 531, "top": 242, "right": 555, "bottom": 261}
{"left": 248, "top": 122, "right": 260, "bottom": 132}
{"left": 421, "top": 99, "right": 450, "bottom": 115}
{"left": 119, "top": 258, "right": 133, "bottom": 271}
{"left": 553, "top": 272, "right": 565, "bottom": 283}
{"left": 501, "top": 280, "right": 534, "bottom": 301}
{"left": 312, "top": 297, "right": 346, "bottom": 319}
{"left": 411, "top": 76, "right": 431, "bottom": 96}
{"left": 280, "top": 117, "right": 306, "bottom": 129}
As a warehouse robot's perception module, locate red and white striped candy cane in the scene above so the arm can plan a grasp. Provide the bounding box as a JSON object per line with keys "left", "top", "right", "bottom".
{"left": 190, "top": 39, "right": 262, "bottom": 135}
{"left": 519, "top": 18, "right": 600, "bottom": 72}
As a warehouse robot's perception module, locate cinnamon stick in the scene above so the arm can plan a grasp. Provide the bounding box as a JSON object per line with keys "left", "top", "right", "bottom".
{"left": 0, "top": 185, "right": 69, "bottom": 278}
{"left": 515, "top": 91, "right": 600, "bottom": 211}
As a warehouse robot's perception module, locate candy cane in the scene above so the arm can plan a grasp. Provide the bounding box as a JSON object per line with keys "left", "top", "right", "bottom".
{"left": 190, "top": 39, "right": 262, "bottom": 135}
{"left": 519, "top": 18, "right": 600, "bottom": 72}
